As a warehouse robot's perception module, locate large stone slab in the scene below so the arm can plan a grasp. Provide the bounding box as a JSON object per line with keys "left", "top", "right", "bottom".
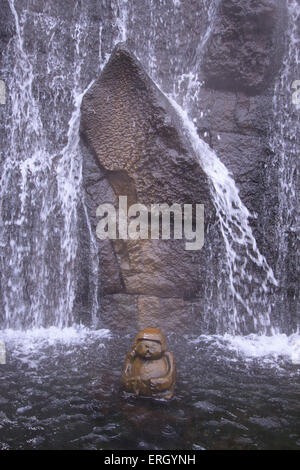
{"left": 202, "top": 0, "right": 286, "bottom": 95}
{"left": 100, "top": 293, "right": 202, "bottom": 333}
{"left": 81, "top": 43, "right": 211, "bottom": 207}
{"left": 80, "top": 43, "right": 213, "bottom": 328}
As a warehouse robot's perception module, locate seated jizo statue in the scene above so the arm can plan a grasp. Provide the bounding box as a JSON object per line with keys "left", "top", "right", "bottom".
{"left": 122, "top": 328, "right": 176, "bottom": 399}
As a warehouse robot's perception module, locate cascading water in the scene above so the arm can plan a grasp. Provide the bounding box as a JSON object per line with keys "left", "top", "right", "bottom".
{"left": 0, "top": 1, "right": 77, "bottom": 327}
{"left": 165, "top": 0, "right": 278, "bottom": 335}
{"left": 0, "top": 0, "right": 298, "bottom": 336}
{"left": 0, "top": 1, "right": 105, "bottom": 329}
{"left": 0, "top": 0, "right": 148, "bottom": 330}
{"left": 0, "top": 0, "right": 298, "bottom": 341}
{"left": 116, "top": 0, "right": 278, "bottom": 335}
{"left": 169, "top": 98, "right": 278, "bottom": 334}
{"left": 267, "top": 0, "right": 300, "bottom": 333}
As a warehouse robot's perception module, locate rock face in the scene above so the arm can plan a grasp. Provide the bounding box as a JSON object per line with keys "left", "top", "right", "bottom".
{"left": 81, "top": 44, "right": 210, "bottom": 207}
{"left": 78, "top": 0, "right": 293, "bottom": 334}
{"left": 197, "top": 0, "right": 288, "bottom": 293}
{"left": 80, "top": 44, "right": 213, "bottom": 332}
{"left": 202, "top": 0, "right": 286, "bottom": 95}
{"left": 0, "top": 3, "right": 14, "bottom": 60}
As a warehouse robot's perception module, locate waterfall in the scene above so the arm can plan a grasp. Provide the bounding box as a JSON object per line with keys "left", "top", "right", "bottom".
{"left": 268, "top": 0, "right": 300, "bottom": 333}
{"left": 0, "top": 1, "right": 93, "bottom": 328}
{"left": 0, "top": 0, "right": 139, "bottom": 330}
{"left": 169, "top": 98, "right": 278, "bottom": 334}
{"left": 0, "top": 0, "right": 298, "bottom": 336}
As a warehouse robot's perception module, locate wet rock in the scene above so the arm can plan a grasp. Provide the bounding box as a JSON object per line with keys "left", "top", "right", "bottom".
{"left": 98, "top": 240, "right": 123, "bottom": 295}
{"left": 0, "top": 1, "right": 15, "bottom": 61}
{"left": 116, "top": 239, "right": 201, "bottom": 297}
{"left": 99, "top": 293, "right": 202, "bottom": 333}
{"left": 100, "top": 294, "right": 139, "bottom": 330}
{"left": 81, "top": 43, "right": 211, "bottom": 207}
{"left": 81, "top": 43, "right": 213, "bottom": 331}
{"left": 202, "top": 0, "right": 286, "bottom": 95}
{"left": 16, "top": 406, "right": 33, "bottom": 415}
{"left": 210, "top": 132, "right": 264, "bottom": 200}
{"left": 197, "top": 1, "right": 288, "bottom": 295}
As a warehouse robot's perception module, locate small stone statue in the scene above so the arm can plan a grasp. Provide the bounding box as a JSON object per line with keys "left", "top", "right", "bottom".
{"left": 122, "top": 328, "right": 175, "bottom": 399}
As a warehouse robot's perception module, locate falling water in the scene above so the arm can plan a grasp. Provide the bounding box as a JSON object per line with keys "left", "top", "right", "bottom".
{"left": 169, "top": 98, "right": 278, "bottom": 334}
{"left": 0, "top": 1, "right": 94, "bottom": 328}
{"left": 164, "top": 0, "right": 278, "bottom": 335}
{"left": 0, "top": 0, "right": 298, "bottom": 336}
{"left": 0, "top": 0, "right": 142, "bottom": 330}
{"left": 117, "top": 0, "right": 278, "bottom": 334}
{"left": 268, "top": 0, "right": 300, "bottom": 333}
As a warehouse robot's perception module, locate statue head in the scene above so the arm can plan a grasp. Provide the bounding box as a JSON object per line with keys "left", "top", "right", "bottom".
{"left": 134, "top": 328, "right": 167, "bottom": 360}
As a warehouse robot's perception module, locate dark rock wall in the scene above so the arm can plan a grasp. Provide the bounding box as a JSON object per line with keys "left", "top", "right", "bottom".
{"left": 202, "top": 0, "right": 286, "bottom": 95}
{"left": 80, "top": 0, "right": 295, "bottom": 334}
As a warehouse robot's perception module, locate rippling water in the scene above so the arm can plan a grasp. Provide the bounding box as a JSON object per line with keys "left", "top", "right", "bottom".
{"left": 0, "top": 328, "right": 299, "bottom": 450}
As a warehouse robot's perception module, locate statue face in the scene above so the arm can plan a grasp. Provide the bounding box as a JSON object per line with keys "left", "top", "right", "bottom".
{"left": 135, "top": 339, "right": 162, "bottom": 360}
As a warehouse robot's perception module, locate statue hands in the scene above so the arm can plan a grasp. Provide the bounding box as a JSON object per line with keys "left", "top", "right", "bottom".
{"left": 149, "top": 377, "right": 168, "bottom": 393}
{"left": 127, "top": 376, "right": 161, "bottom": 396}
